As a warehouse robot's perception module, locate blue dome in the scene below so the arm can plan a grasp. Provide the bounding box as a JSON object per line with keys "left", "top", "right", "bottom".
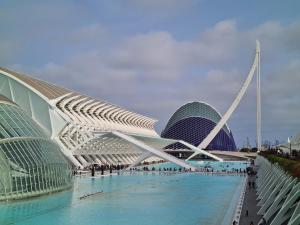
{"left": 161, "top": 102, "right": 236, "bottom": 151}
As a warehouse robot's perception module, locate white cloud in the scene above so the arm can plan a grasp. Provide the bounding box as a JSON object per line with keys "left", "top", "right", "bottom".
{"left": 31, "top": 20, "right": 249, "bottom": 96}
{"left": 12, "top": 19, "right": 300, "bottom": 146}
{"left": 103, "top": 21, "right": 245, "bottom": 80}
{"left": 126, "top": 0, "right": 199, "bottom": 16}
{"left": 71, "top": 23, "right": 107, "bottom": 44}
{"left": 0, "top": 41, "right": 19, "bottom": 63}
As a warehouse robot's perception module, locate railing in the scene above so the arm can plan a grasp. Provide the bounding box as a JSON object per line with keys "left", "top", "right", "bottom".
{"left": 232, "top": 176, "right": 248, "bottom": 225}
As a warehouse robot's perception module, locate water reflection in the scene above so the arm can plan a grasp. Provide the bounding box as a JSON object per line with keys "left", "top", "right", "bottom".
{"left": 0, "top": 189, "right": 74, "bottom": 224}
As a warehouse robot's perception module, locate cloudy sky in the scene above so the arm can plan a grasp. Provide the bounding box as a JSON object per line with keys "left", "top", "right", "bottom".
{"left": 1, "top": 0, "right": 300, "bottom": 147}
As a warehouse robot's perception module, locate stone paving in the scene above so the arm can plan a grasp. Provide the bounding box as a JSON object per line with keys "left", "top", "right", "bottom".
{"left": 239, "top": 176, "right": 263, "bottom": 225}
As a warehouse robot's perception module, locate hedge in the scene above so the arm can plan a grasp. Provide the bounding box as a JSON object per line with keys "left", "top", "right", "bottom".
{"left": 264, "top": 154, "right": 300, "bottom": 178}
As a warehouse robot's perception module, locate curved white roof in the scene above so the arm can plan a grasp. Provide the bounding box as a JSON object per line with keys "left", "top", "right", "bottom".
{"left": 162, "top": 101, "right": 231, "bottom": 135}
{"left": 0, "top": 67, "right": 157, "bottom": 135}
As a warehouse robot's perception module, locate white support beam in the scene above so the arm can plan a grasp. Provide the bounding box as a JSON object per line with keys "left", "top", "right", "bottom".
{"left": 288, "top": 201, "right": 300, "bottom": 225}
{"left": 125, "top": 152, "right": 153, "bottom": 171}
{"left": 111, "top": 131, "right": 196, "bottom": 171}
{"left": 270, "top": 183, "right": 300, "bottom": 225}
{"left": 178, "top": 140, "right": 223, "bottom": 162}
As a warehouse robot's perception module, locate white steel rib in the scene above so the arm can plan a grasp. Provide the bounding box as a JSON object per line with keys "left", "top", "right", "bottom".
{"left": 111, "top": 131, "right": 197, "bottom": 171}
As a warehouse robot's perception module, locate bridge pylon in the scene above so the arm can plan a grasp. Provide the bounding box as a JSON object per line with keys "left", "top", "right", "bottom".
{"left": 187, "top": 41, "right": 262, "bottom": 161}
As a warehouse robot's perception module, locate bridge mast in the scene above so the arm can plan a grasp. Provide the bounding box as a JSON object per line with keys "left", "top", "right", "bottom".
{"left": 256, "top": 40, "right": 262, "bottom": 151}
{"left": 187, "top": 41, "right": 261, "bottom": 160}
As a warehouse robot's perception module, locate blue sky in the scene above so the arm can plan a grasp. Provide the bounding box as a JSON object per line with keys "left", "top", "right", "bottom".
{"left": 1, "top": 0, "right": 300, "bottom": 147}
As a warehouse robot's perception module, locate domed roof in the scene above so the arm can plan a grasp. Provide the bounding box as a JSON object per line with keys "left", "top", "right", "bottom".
{"left": 162, "top": 101, "right": 230, "bottom": 136}
{"left": 161, "top": 101, "right": 236, "bottom": 151}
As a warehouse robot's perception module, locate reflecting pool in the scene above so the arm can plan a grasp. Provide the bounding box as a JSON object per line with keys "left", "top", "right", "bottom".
{"left": 0, "top": 169, "right": 246, "bottom": 225}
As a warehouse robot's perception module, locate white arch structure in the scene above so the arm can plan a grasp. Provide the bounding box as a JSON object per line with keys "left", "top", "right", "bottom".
{"left": 187, "top": 40, "right": 261, "bottom": 160}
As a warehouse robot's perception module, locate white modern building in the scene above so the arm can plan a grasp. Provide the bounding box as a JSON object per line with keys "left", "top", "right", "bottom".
{"left": 0, "top": 94, "right": 72, "bottom": 200}
{"left": 0, "top": 67, "right": 223, "bottom": 171}
{"left": 278, "top": 133, "right": 300, "bottom": 153}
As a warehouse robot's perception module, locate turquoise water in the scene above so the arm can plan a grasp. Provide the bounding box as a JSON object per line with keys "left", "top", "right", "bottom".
{"left": 0, "top": 170, "right": 245, "bottom": 225}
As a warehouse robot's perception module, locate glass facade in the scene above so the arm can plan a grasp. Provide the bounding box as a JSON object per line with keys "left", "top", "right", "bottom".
{"left": 161, "top": 102, "right": 236, "bottom": 151}
{"left": 0, "top": 98, "right": 72, "bottom": 201}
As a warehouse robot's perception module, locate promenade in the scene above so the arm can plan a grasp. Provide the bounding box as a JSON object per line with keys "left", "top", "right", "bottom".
{"left": 239, "top": 175, "right": 262, "bottom": 225}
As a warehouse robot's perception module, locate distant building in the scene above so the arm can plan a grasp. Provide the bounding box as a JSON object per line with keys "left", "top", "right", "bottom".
{"left": 161, "top": 102, "right": 236, "bottom": 151}
{"left": 278, "top": 133, "right": 300, "bottom": 153}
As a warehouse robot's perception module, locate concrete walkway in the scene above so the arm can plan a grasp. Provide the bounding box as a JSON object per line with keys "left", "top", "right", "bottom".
{"left": 239, "top": 176, "right": 262, "bottom": 225}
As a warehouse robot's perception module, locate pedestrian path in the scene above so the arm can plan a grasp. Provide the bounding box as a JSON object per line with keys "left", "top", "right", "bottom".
{"left": 239, "top": 176, "right": 262, "bottom": 225}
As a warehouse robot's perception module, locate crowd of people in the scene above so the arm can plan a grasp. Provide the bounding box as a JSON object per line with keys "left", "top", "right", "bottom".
{"left": 72, "top": 163, "right": 127, "bottom": 177}
{"left": 72, "top": 162, "right": 250, "bottom": 177}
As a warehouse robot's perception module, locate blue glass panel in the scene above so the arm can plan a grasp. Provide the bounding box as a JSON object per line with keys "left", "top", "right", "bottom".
{"left": 161, "top": 117, "right": 236, "bottom": 151}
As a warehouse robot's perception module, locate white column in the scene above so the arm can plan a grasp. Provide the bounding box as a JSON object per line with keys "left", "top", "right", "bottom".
{"left": 257, "top": 42, "right": 262, "bottom": 151}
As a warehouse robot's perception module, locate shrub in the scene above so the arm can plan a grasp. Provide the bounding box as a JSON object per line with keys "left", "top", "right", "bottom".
{"left": 263, "top": 154, "right": 300, "bottom": 178}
